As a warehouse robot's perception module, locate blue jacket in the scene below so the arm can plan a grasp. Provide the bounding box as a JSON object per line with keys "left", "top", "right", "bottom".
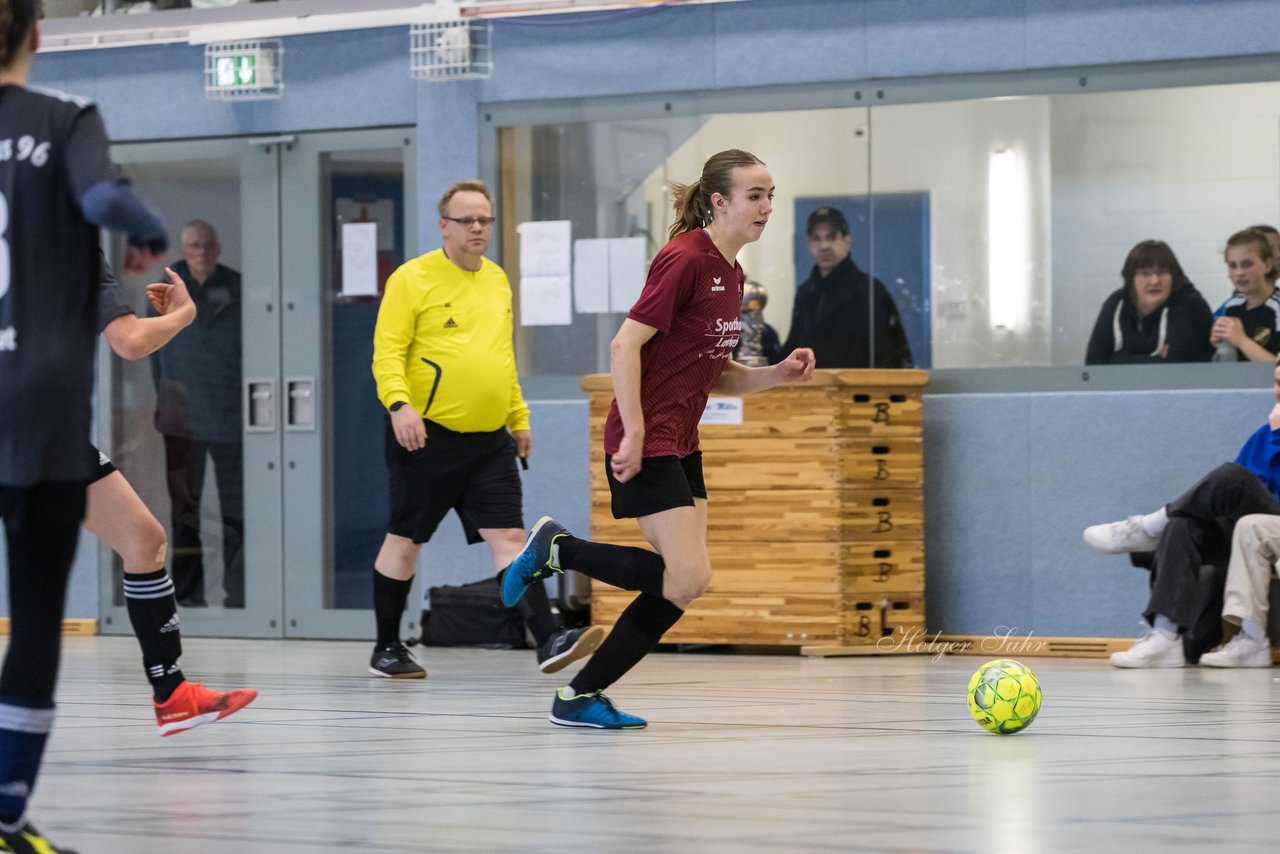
{"left": 149, "top": 260, "right": 243, "bottom": 443}
{"left": 1234, "top": 423, "right": 1280, "bottom": 501}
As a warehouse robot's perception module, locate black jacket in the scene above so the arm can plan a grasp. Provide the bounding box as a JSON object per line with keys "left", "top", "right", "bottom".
{"left": 149, "top": 260, "right": 243, "bottom": 442}
{"left": 1085, "top": 282, "right": 1213, "bottom": 365}
{"left": 780, "top": 255, "right": 914, "bottom": 369}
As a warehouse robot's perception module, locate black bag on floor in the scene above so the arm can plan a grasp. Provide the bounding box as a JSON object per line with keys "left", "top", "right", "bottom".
{"left": 420, "top": 576, "right": 527, "bottom": 648}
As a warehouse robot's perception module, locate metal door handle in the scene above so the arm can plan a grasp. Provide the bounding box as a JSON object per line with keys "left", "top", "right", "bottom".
{"left": 245, "top": 378, "right": 276, "bottom": 432}
{"left": 286, "top": 377, "right": 316, "bottom": 431}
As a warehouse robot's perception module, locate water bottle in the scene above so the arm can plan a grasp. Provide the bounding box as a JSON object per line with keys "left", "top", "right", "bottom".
{"left": 1212, "top": 340, "right": 1236, "bottom": 362}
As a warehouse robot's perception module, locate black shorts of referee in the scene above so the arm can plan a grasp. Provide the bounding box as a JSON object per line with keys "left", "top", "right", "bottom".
{"left": 605, "top": 451, "right": 706, "bottom": 519}
{"left": 385, "top": 417, "right": 524, "bottom": 544}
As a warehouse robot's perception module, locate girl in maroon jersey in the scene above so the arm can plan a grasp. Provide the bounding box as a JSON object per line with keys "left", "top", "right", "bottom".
{"left": 502, "top": 149, "right": 816, "bottom": 729}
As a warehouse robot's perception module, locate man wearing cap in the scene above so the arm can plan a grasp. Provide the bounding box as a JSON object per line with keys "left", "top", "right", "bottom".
{"left": 782, "top": 206, "right": 914, "bottom": 369}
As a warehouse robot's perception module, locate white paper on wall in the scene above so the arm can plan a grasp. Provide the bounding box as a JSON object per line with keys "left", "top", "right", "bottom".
{"left": 608, "top": 237, "right": 647, "bottom": 313}
{"left": 520, "top": 275, "right": 572, "bottom": 326}
{"left": 340, "top": 222, "right": 379, "bottom": 297}
{"left": 572, "top": 239, "right": 611, "bottom": 314}
{"left": 518, "top": 220, "right": 572, "bottom": 278}
{"left": 336, "top": 198, "right": 396, "bottom": 251}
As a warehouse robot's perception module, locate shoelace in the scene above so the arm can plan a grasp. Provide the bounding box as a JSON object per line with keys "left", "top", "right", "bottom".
{"left": 586, "top": 691, "right": 618, "bottom": 710}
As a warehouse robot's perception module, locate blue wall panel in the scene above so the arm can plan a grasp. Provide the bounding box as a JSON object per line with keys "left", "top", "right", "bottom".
{"left": 1024, "top": 0, "right": 1280, "bottom": 68}
{"left": 923, "top": 394, "right": 1034, "bottom": 636}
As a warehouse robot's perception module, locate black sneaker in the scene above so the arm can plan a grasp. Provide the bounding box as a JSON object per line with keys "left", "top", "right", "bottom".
{"left": 368, "top": 641, "right": 426, "bottom": 679}
{"left": 537, "top": 626, "right": 605, "bottom": 674}
{"left": 0, "top": 820, "right": 79, "bottom": 854}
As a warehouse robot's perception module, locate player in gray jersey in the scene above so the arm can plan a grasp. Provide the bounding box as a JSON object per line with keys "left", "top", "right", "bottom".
{"left": 1, "top": 3, "right": 166, "bottom": 851}
{"left": 89, "top": 255, "right": 257, "bottom": 736}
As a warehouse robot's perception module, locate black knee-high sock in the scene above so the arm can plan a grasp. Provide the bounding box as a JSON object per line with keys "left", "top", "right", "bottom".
{"left": 123, "top": 569, "right": 185, "bottom": 703}
{"left": 557, "top": 535, "right": 665, "bottom": 595}
{"left": 0, "top": 481, "right": 83, "bottom": 826}
{"left": 569, "top": 593, "right": 684, "bottom": 695}
{"left": 516, "top": 580, "right": 558, "bottom": 647}
{"left": 373, "top": 570, "right": 413, "bottom": 647}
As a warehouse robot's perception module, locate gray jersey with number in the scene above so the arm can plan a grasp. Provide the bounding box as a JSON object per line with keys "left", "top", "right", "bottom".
{"left": 0, "top": 85, "right": 114, "bottom": 485}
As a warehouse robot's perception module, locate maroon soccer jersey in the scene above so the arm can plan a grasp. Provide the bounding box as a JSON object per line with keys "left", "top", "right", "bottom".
{"left": 603, "top": 229, "right": 744, "bottom": 457}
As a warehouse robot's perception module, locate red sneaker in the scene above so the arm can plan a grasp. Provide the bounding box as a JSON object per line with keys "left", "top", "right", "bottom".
{"left": 154, "top": 681, "right": 258, "bottom": 737}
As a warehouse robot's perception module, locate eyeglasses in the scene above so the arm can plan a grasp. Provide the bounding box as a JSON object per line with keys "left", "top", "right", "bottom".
{"left": 442, "top": 216, "right": 496, "bottom": 228}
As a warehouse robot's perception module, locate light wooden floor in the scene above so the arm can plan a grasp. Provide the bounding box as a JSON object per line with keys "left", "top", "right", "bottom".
{"left": 15, "top": 636, "right": 1280, "bottom": 852}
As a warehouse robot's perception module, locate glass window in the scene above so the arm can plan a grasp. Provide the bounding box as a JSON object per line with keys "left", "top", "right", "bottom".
{"left": 499, "top": 78, "right": 1280, "bottom": 380}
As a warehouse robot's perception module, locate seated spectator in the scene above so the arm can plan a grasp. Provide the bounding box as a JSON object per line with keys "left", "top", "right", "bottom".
{"left": 782, "top": 206, "right": 913, "bottom": 368}
{"left": 1085, "top": 239, "right": 1213, "bottom": 365}
{"left": 1196, "top": 512, "right": 1278, "bottom": 668}
{"left": 1082, "top": 357, "right": 1280, "bottom": 668}
{"left": 1211, "top": 228, "right": 1280, "bottom": 362}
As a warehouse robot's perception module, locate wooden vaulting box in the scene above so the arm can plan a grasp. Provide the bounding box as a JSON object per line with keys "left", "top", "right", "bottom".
{"left": 583, "top": 369, "right": 928, "bottom": 652}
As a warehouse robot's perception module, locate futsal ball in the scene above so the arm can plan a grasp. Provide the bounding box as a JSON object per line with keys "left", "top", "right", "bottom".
{"left": 966, "top": 658, "right": 1042, "bottom": 735}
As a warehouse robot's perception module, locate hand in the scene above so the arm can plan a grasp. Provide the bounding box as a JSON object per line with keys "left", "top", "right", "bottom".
{"left": 1211, "top": 316, "right": 1245, "bottom": 346}
{"left": 146, "top": 268, "right": 195, "bottom": 321}
{"left": 122, "top": 245, "right": 165, "bottom": 274}
{"left": 775, "top": 348, "right": 816, "bottom": 383}
{"left": 610, "top": 432, "right": 643, "bottom": 483}
{"left": 391, "top": 404, "right": 426, "bottom": 451}
{"left": 511, "top": 429, "right": 532, "bottom": 461}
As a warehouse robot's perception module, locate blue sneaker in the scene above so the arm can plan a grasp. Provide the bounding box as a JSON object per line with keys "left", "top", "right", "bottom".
{"left": 501, "top": 516, "right": 568, "bottom": 607}
{"left": 549, "top": 687, "right": 647, "bottom": 729}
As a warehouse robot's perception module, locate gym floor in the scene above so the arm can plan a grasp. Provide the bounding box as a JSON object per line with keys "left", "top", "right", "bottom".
{"left": 24, "top": 636, "right": 1280, "bottom": 852}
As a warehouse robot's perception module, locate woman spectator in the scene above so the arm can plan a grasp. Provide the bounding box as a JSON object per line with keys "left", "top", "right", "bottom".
{"left": 1085, "top": 240, "right": 1213, "bottom": 365}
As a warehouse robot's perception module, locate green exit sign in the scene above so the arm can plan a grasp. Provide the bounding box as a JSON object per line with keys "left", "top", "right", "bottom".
{"left": 214, "top": 54, "right": 257, "bottom": 88}
{"left": 205, "top": 41, "right": 282, "bottom": 101}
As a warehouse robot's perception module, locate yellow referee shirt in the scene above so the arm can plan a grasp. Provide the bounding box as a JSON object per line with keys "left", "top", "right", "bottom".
{"left": 372, "top": 249, "right": 530, "bottom": 433}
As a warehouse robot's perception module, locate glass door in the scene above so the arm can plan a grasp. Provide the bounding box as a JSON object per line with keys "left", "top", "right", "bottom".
{"left": 279, "top": 129, "right": 416, "bottom": 639}
{"left": 98, "top": 129, "right": 416, "bottom": 640}
{"left": 100, "top": 136, "right": 284, "bottom": 638}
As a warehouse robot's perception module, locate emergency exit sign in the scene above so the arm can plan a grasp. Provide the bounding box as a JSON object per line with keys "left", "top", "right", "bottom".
{"left": 204, "top": 40, "right": 283, "bottom": 101}
{"left": 215, "top": 54, "right": 257, "bottom": 88}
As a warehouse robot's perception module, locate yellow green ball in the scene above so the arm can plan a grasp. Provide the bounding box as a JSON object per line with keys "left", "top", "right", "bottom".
{"left": 967, "top": 658, "right": 1042, "bottom": 734}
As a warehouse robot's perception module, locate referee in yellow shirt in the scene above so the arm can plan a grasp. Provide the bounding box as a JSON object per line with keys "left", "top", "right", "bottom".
{"left": 368, "top": 180, "right": 602, "bottom": 678}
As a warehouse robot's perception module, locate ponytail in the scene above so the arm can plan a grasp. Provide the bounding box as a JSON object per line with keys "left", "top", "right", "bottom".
{"left": 668, "top": 179, "right": 711, "bottom": 241}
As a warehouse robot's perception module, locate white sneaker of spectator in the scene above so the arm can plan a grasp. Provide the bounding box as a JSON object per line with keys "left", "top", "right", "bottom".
{"left": 1110, "top": 624, "right": 1185, "bottom": 668}
{"left": 1084, "top": 516, "right": 1159, "bottom": 554}
{"left": 1199, "top": 632, "right": 1272, "bottom": 668}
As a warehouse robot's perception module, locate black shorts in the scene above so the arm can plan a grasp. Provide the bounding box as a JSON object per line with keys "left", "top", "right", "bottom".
{"left": 605, "top": 451, "right": 706, "bottom": 519}
{"left": 88, "top": 444, "right": 117, "bottom": 485}
{"left": 385, "top": 418, "right": 524, "bottom": 545}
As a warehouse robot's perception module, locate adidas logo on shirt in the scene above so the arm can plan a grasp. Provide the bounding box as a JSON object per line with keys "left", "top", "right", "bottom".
{"left": 444, "top": 317, "right": 458, "bottom": 328}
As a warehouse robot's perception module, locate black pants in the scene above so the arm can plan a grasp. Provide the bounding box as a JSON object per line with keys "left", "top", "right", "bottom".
{"left": 1145, "top": 463, "right": 1280, "bottom": 633}
{"left": 162, "top": 435, "right": 244, "bottom": 607}
{"left": 0, "top": 482, "right": 86, "bottom": 704}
